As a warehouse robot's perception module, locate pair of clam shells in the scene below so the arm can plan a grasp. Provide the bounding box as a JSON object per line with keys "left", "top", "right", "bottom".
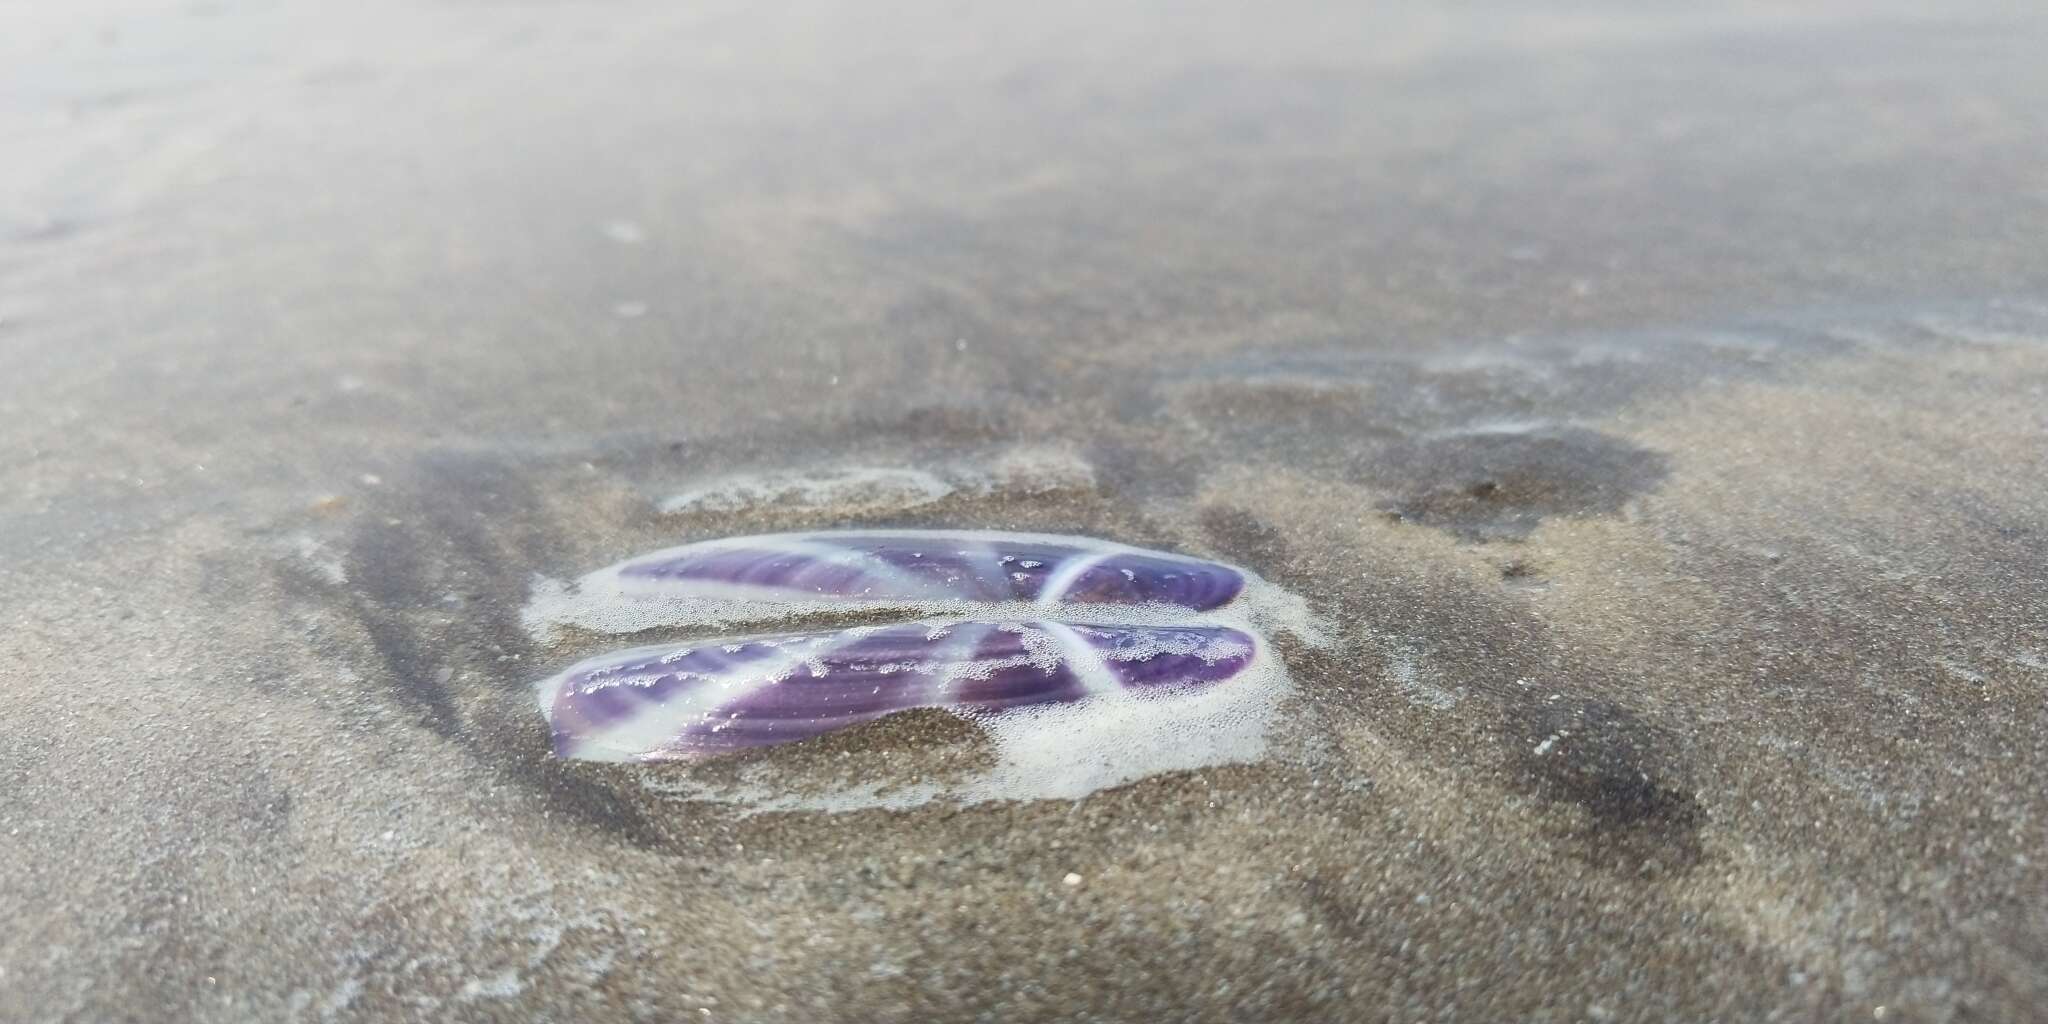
{"left": 536, "top": 531, "right": 1264, "bottom": 762}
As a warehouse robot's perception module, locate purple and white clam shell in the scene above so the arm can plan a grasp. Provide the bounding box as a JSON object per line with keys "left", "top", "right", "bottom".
{"left": 540, "top": 620, "right": 1261, "bottom": 762}
{"left": 602, "top": 530, "right": 1247, "bottom": 612}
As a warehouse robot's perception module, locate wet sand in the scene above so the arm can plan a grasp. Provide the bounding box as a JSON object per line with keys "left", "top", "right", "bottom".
{"left": 4, "top": 2, "right": 2047, "bottom": 1021}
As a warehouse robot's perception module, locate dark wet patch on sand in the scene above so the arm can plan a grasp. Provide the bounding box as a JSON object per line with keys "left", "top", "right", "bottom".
{"left": 1376, "top": 426, "right": 1669, "bottom": 541}
{"left": 1503, "top": 696, "right": 1705, "bottom": 869}
{"left": 1197, "top": 504, "right": 1294, "bottom": 571}
{"left": 270, "top": 448, "right": 683, "bottom": 848}
{"left": 1149, "top": 304, "right": 2047, "bottom": 534}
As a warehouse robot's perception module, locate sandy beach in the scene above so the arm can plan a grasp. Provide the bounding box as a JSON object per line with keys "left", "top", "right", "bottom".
{"left": 4, "top": 2, "right": 2046, "bottom": 1020}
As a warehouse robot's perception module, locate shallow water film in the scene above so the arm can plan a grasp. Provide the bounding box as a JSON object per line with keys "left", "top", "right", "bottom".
{"left": 7, "top": 1, "right": 2048, "bottom": 1021}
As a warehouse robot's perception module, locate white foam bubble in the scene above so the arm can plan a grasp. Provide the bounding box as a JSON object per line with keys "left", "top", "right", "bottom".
{"left": 959, "top": 637, "right": 1290, "bottom": 803}
{"left": 1385, "top": 645, "right": 1459, "bottom": 710}
{"left": 655, "top": 446, "right": 1094, "bottom": 517}
{"left": 601, "top": 220, "right": 646, "bottom": 244}
{"left": 976, "top": 445, "right": 1096, "bottom": 495}
{"left": 659, "top": 466, "right": 957, "bottom": 515}
{"left": 457, "top": 969, "right": 525, "bottom": 1002}
{"left": 291, "top": 534, "right": 348, "bottom": 585}
{"left": 1421, "top": 418, "right": 1556, "bottom": 440}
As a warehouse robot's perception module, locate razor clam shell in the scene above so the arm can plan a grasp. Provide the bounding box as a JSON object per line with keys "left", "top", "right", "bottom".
{"left": 607, "top": 530, "right": 1247, "bottom": 612}
{"left": 541, "top": 620, "right": 1260, "bottom": 762}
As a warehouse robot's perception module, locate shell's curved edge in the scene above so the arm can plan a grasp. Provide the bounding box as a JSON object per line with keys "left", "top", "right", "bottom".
{"left": 540, "top": 620, "right": 1262, "bottom": 763}
{"left": 519, "top": 530, "right": 1332, "bottom": 648}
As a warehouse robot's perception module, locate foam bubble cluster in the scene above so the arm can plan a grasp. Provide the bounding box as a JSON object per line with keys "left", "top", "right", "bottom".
{"left": 656, "top": 448, "right": 1095, "bottom": 516}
